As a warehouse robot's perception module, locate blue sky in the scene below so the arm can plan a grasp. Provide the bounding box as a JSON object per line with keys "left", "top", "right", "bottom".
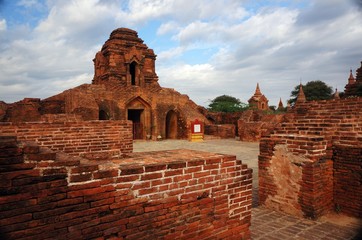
{"left": 0, "top": 0, "right": 362, "bottom": 107}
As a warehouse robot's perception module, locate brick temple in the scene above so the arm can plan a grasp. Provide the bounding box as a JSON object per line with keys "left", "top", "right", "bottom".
{"left": 0, "top": 28, "right": 207, "bottom": 140}
{"left": 248, "top": 83, "right": 269, "bottom": 111}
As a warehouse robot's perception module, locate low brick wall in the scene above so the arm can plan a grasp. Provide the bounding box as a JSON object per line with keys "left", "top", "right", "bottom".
{"left": 205, "top": 124, "right": 235, "bottom": 138}
{"left": 0, "top": 120, "right": 133, "bottom": 156}
{"left": 238, "top": 111, "right": 290, "bottom": 142}
{"left": 0, "top": 136, "right": 253, "bottom": 239}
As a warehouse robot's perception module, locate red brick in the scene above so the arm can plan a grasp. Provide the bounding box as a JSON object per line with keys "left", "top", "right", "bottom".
{"left": 84, "top": 191, "right": 115, "bottom": 202}
{"left": 167, "top": 162, "right": 186, "bottom": 169}
{"left": 164, "top": 169, "right": 183, "bottom": 177}
{"left": 187, "top": 159, "right": 205, "bottom": 167}
{"left": 145, "top": 164, "right": 166, "bottom": 172}
{"left": 71, "top": 165, "right": 98, "bottom": 173}
{"left": 173, "top": 174, "right": 192, "bottom": 182}
{"left": 119, "top": 166, "right": 144, "bottom": 175}
{"left": 141, "top": 172, "right": 162, "bottom": 181}
{"left": 0, "top": 213, "right": 32, "bottom": 226}
{"left": 93, "top": 169, "right": 118, "bottom": 179}
{"left": 203, "top": 163, "right": 219, "bottom": 170}
{"left": 69, "top": 173, "right": 92, "bottom": 182}
{"left": 144, "top": 204, "right": 163, "bottom": 212}
{"left": 184, "top": 166, "right": 202, "bottom": 173}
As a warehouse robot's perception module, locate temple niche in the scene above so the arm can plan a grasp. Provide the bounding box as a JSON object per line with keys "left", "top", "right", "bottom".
{"left": 2, "top": 28, "right": 207, "bottom": 140}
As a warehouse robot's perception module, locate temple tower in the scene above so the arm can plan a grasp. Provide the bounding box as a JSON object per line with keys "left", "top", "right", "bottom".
{"left": 248, "top": 83, "right": 269, "bottom": 110}
{"left": 344, "top": 61, "right": 362, "bottom": 97}
{"left": 92, "top": 28, "right": 159, "bottom": 88}
{"left": 296, "top": 83, "right": 306, "bottom": 104}
{"left": 277, "top": 98, "right": 284, "bottom": 110}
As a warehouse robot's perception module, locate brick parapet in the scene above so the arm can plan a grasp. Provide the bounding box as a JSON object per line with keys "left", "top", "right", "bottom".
{"left": 0, "top": 137, "right": 252, "bottom": 239}
{"left": 0, "top": 120, "right": 133, "bottom": 156}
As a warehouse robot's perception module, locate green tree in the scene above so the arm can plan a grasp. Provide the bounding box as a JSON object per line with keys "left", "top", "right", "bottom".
{"left": 356, "top": 84, "right": 362, "bottom": 96}
{"left": 289, "top": 80, "right": 333, "bottom": 105}
{"left": 208, "top": 95, "right": 248, "bottom": 112}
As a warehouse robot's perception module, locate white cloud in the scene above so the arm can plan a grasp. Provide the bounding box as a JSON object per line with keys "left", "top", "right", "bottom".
{"left": 35, "top": 0, "right": 124, "bottom": 45}
{"left": 157, "top": 46, "right": 185, "bottom": 61}
{"left": 157, "top": 21, "right": 180, "bottom": 35}
{"left": 0, "top": 19, "right": 6, "bottom": 31}
{"left": 175, "top": 21, "right": 224, "bottom": 46}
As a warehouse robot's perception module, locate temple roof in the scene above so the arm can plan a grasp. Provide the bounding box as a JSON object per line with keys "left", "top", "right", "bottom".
{"left": 278, "top": 98, "right": 284, "bottom": 109}
{"left": 348, "top": 69, "right": 355, "bottom": 84}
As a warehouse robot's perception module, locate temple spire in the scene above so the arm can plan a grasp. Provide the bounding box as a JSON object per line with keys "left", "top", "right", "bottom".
{"left": 277, "top": 98, "right": 284, "bottom": 110}
{"left": 333, "top": 88, "right": 340, "bottom": 99}
{"left": 348, "top": 69, "right": 355, "bottom": 84}
{"left": 254, "top": 83, "right": 262, "bottom": 96}
{"left": 296, "top": 83, "right": 306, "bottom": 104}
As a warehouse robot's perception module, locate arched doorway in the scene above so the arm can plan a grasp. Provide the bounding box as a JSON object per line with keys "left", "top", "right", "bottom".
{"left": 166, "top": 110, "right": 178, "bottom": 139}
{"left": 99, "top": 110, "right": 109, "bottom": 120}
{"left": 126, "top": 96, "right": 151, "bottom": 140}
{"left": 128, "top": 109, "right": 143, "bottom": 139}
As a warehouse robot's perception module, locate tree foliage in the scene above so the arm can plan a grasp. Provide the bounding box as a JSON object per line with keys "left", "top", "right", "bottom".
{"left": 289, "top": 80, "right": 333, "bottom": 105}
{"left": 208, "top": 95, "right": 248, "bottom": 112}
{"left": 356, "top": 84, "right": 362, "bottom": 96}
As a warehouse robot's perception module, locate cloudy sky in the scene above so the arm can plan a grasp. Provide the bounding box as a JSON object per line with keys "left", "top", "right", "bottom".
{"left": 0, "top": 0, "right": 361, "bottom": 107}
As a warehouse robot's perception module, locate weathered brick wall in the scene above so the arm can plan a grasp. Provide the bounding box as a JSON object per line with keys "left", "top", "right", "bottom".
{"left": 299, "top": 159, "right": 334, "bottom": 219}
{"left": 0, "top": 136, "right": 252, "bottom": 239}
{"left": 0, "top": 120, "right": 133, "bottom": 156}
{"left": 333, "top": 144, "right": 362, "bottom": 217}
{"left": 259, "top": 97, "right": 362, "bottom": 218}
{"left": 205, "top": 124, "right": 236, "bottom": 138}
{"left": 206, "top": 112, "right": 243, "bottom": 136}
{"left": 238, "top": 111, "right": 291, "bottom": 142}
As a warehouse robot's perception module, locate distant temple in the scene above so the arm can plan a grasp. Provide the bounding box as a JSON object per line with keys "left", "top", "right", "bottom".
{"left": 295, "top": 83, "right": 306, "bottom": 104}
{"left": 277, "top": 98, "right": 284, "bottom": 110}
{"left": 344, "top": 61, "right": 362, "bottom": 97}
{"left": 248, "top": 83, "right": 269, "bottom": 110}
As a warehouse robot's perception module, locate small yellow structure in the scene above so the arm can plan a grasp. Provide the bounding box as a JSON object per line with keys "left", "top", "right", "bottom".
{"left": 189, "top": 119, "right": 204, "bottom": 142}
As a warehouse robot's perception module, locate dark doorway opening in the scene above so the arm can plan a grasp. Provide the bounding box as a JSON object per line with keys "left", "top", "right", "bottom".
{"left": 130, "top": 62, "right": 137, "bottom": 85}
{"left": 128, "top": 109, "right": 143, "bottom": 139}
{"left": 99, "top": 110, "right": 109, "bottom": 120}
{"left": 166, "top": 110, "right": 178, "bottom": 139}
